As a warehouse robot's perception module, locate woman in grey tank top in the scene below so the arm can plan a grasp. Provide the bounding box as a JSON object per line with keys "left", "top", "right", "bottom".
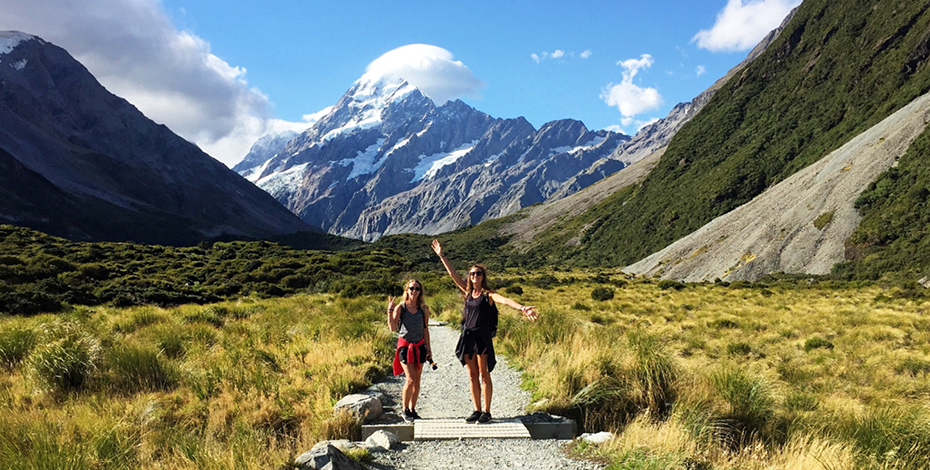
{"left": 387, "top": 279, "right": 432, "bottom": 421}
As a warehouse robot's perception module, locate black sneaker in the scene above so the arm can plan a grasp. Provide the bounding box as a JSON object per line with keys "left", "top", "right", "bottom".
{"left": 465, "top": 410, "right": 482, "bottom": 422}
{"left": 477, "top": 412, "right": 492, "bottom": 424}
{"left": 409, "top": 410, "right": 422, "bottom": 420}
{"left": 403, "top": 409, "right": 415, "bottom": 422}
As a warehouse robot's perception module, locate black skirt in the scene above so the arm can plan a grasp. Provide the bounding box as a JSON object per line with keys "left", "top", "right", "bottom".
{"left": 455, "top": 326, "right": 497, "bottom": 372}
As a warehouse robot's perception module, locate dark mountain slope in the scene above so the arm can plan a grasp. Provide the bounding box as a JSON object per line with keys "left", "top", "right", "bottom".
{"left": 0, "top": 32, "right": 310, "bottom": 245}
{"left": 551, "top": 0, "right": 930, "bottom": 267}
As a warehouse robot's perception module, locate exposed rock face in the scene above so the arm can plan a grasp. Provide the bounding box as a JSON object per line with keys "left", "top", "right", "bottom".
{"left": 237, "top": 76, "right": 628, "bottom": 241}
{"left": 0, "top": 31, "right": 310, "bottom": 244}
{"left": 625, "top": 92, "right": 930, "bottom": 281}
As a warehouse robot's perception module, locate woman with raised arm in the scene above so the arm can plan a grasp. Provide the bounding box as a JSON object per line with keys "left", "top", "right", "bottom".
{"left": 387, "top": 279, "right": 432, "bottom": 422}
{"left": 431, "top": 239, "right": 538, "bottom": 424}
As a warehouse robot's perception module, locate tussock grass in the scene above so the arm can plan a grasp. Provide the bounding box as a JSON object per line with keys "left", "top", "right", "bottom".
{"left": 492, "top": 270, "right": 930, "bottom": 469}
{"left": 3, "top": 270, "right": 930, "bottom": 469}
{"left": 0, "top": 294, "right": 393, "bottom": 469}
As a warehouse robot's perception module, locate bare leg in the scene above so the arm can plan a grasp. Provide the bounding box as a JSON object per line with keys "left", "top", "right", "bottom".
{"left": 476, "top": 353, "right": 492, "bottom": 412}
{"left": 463, "top": 354, "right": 482, "bottom": 411}
{"left": 409, "top": 362, "right": 422, "bottom": 410}
{"left": 400, "top": 362, "right": 419, "bottom": 411}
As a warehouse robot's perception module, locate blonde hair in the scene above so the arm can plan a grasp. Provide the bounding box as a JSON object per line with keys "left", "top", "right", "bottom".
{"left": 402, "top": 279, "right": 425, "bottom": 310}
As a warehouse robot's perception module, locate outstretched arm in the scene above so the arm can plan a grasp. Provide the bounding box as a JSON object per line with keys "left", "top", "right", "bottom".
{"left": 489, "top": 292, "right": 538, "bottom": 321}
{"left": 431, "top": 239, "right": 467, "bottom": 293}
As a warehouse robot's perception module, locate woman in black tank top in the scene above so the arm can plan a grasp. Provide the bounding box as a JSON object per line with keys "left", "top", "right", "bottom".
{"left": 432, "top": 239, "right": 538, "bottom": 424}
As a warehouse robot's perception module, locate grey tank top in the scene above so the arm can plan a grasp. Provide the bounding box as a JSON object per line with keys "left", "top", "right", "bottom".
{"left": 398, "top": 304, "right": 425, "bottom": 342}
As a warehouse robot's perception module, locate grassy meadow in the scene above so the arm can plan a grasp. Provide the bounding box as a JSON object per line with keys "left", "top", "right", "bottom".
{"left": 2, "top": 270, "right": 930, "bottom": 469}
{"left": 0, "top": 296, "right": 393, "bottom": 469}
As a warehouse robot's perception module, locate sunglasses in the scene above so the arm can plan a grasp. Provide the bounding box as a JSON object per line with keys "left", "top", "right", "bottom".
{"left": 408, "top": 286, "right": 421, "bottom": 291}
{"left": 468, "top": 271, "right": 484, "bottom": 277}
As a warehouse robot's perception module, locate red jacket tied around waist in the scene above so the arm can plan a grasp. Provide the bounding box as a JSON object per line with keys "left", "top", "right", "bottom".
{"left": 392, "top": 336, "right": 425, "bottom": 375}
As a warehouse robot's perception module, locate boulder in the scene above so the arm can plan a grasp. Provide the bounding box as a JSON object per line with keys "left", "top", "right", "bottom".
{"left": 294, "top": 444, "right": 364, "bottom": 470}
{"left": 364, "top": 430, "right": 400, "bottom": 452}
{"left": 311, "top": 439, "right": 355, "bottom": 452}
{"left": 579, "top": 431, "right": 615, "bottom": 444}
{"left": 334, "top": 394, "right": 382, "bottom": 422}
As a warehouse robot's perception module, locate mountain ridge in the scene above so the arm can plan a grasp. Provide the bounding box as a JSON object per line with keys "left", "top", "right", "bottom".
{"left": 0, "top": 31, "right": 312, "bottom": 245}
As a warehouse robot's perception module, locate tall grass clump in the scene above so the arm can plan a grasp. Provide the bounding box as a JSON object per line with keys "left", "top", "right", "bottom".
{"left": 0, "top": 325, "right": 37, "bottom": 369}
{"left": 569, "top": 332, "right": 678, "bottom": 432}
{"left": 30, "top": 325, "right": 101, "bottom": 392}
{"left": 827, "top": 405, "right": 930, "bottom": 469}
{"left": 106, "top": 344, "right": 179, "bottom": 393}
{"left": 709, "top": 366, "right": 780, "bottom": 449}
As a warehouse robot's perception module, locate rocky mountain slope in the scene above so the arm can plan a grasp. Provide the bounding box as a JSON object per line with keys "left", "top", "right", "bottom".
{"left": 0, "top": 31, "right": 311, "bottom": 245}
{"left": 237, "top": 75, "right": 628, "bottom": 241}
{"left": 626, "top": 91, "right": 930, "bottom": 281}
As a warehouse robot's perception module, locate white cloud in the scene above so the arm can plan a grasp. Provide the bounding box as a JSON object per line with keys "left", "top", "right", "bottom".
{"left": 532, "top": 49, "right": 590, "bottom": 63}
{"left": 696, "top": 65, "right": 707, "bottom": 77}
{"left": 0, "top": 0, "right": 305, "bottom": 167}
{"left": 693, "top": 0, "right": 802, "bottom": 52}
{"left": 600, "top": 54, "right": 663, "bottom": 118}
{"left": 362, "top": 44, "right": 484, "bottom": 106}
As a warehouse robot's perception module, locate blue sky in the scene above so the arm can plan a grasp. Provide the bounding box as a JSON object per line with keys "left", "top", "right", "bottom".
{"left": 0, "top": 0, "right": 800, "bottom": 167}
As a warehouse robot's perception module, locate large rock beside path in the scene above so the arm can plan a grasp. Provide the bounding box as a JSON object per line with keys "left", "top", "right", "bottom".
{"left": 294, "top": 443, "right": 364, "bottom": 470}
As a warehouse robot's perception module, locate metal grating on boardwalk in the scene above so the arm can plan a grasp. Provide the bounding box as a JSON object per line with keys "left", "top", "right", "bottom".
{"left": 414, "top": 418, "right": 531, "bottom": 440}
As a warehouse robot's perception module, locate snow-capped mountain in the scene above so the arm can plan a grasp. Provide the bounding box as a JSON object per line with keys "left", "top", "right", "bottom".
{"left": 233, "top": 130, "right": 298, "bottom": 178}
{"left": 236, "top": 75, "right": 629, "bottom": 240}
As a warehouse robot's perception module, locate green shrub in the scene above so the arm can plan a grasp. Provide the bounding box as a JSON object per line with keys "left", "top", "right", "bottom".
{"left": 505, "top": 285, "right": 523, "bottom": 295}
{"left": 804, "top": 336, "right": 834, "bottom": 352}
{"left": 657, "top": 279, "right": 685, "bottom": 290}
{"left": 591, "top": 287, "right": 614, "bottom": 301}
{"left": 0, "top": 326, "right": 37, "bottom": 369}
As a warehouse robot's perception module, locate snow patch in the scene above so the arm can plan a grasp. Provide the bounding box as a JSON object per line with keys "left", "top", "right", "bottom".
{"left": 411, "top": 141, "right": 477, "bottom": 182}
{"left": 549, "top": 136, "right": 608, "bottom": 157}
{"left": 255, "top": 162, "right": 309, "bottom": 197}
{"left": 0, "top": 32, "right": 34, "bottom": 63}
{"left": 338, "top": 139, "right": 387, "bottom": 180}
{"left": 11, "top": 59, "right": 26, "bottom": 70}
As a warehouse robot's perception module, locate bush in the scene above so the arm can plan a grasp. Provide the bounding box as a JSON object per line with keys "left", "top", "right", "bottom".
{"left": 804, "top": 336, "right": 834, "bottom": 352}
{"left": 0, "top": 326, "right": 37, "bottom": 369}
{"left": 505, "top": 285, "right": 523, "bottom": 295}
{"left": 591, "top": 287, "right": 614, "bottom": 301}
{"left": 657, "top": 279, "right": 685, "bottom": 290}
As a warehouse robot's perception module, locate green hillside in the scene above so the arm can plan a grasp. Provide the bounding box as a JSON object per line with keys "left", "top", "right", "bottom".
{"left": 528, "top": 0, "right": 930, "bottom": 268}
{"left": 834, "top": 124, "right": 930, "bottom": 280}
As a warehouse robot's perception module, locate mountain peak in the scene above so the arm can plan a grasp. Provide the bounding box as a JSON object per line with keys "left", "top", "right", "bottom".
{"left": 0, "top": 31, "right": 39, "bottom": 56}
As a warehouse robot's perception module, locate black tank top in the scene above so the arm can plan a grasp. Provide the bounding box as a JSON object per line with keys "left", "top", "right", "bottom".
{"left": 463, "top": 292, "right": 495, "bottom": 331}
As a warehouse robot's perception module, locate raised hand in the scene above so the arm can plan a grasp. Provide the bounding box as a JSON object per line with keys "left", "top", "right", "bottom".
{"left": 431, "top": 239, "right": 443, "bottom": 257}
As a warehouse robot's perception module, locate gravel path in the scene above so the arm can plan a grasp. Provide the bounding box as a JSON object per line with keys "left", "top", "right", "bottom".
{"left": 367, "top": 322, "right": 603, "bottom": 470}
